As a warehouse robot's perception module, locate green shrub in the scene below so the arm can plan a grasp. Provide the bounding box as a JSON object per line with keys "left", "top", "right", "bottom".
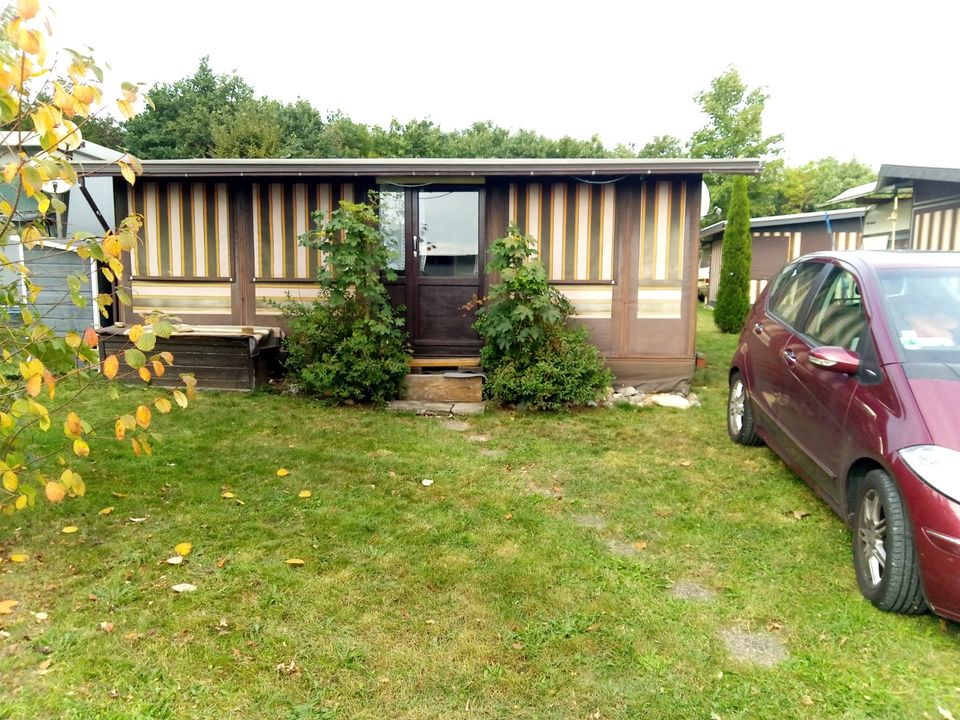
{"left": 714, "top": 175, "right": 753, "bottom": 333}
{"left": 279, "top": 195, "right": 410, "bottom": 404}
{"left": 475, "top": 225, "right": 611, "bottom": 409}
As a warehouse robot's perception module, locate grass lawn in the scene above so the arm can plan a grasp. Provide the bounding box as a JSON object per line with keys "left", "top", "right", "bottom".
{"left": 1, "top": 308, "right": 958, "bottom": 719}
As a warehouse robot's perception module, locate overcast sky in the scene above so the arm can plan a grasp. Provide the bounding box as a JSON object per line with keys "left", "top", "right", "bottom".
{"left": 50, "top": 0, "right": 958, "bottom": 169}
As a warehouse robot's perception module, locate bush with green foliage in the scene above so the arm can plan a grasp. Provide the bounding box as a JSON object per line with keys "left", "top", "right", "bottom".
{"left": 280, "top": 196, "right": 410, "bottom": 404}
{"left": 714, "top": 176, "right": 753, "bottom": 334}
{"left": 474, "top": 225, "right": 611, "bottom": 409}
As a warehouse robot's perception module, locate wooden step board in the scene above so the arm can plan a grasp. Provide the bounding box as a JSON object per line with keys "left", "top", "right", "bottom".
{"left": 401, "top": 372, "right": 484, "bottom": 403}
{"left": 408, "top": 357, "right": 481, "bottom": 372}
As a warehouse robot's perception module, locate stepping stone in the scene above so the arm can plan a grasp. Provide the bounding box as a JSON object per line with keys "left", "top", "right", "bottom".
{"left": 573, "top": 514, "right": 605, "bottom": 530}
{"left": 670, "top": 580, "right": 716, "bottom": 602}
{"left": 605, "top": 539, "right": 642, "bottom": 556}
{"left": 451, "top": 402, "right": 486, "bottom": 415}
{"left": 467, "top": 434, "right": 490, "bottom": 443}
{"left": 479, "top": 448, "right": 507, "bottom": 459}
{"left": 720, "top": 629, "right": 788, "bottom": 667}
{"left": 440, "top": 419, "right": 472, "bottom": 432}
{"left": 528, "top": 484, "right": 560, "bottom": 498}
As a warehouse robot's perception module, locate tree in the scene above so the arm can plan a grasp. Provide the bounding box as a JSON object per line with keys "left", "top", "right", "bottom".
{"left": 714, "top": 176, "right": 752, "bottom": 334}
{"left": 690, "top": 68, "right": 783, "bottom": 221}
{"left": 123, "top": 57, "right": 255, "bottom": 158}
{"left": 775, "top": 157, "right": 876, "bottom": 214}
{"left": 639, "top": 135, "right": 685, "bottom": 158}
{"left": 0, "top": 0, "right": 194, "bottom": 514}
{"left": 211, "top": 99, "right": 284, "bottom": 158}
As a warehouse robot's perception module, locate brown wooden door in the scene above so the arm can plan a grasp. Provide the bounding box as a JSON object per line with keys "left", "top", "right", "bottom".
{"left": 382, "top": 186, "right": 483, "bottom": 357}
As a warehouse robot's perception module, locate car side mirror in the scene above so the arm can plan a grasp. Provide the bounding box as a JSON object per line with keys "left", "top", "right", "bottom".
{"left": 808, "top": 346, "right": 861, "bottom": 375}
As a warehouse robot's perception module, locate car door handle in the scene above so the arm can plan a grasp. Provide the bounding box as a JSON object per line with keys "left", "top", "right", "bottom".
{"left": 753, "top": 322, "right": 764, "bottom": 336}
{"left": 782, "top": 348, "right": 797, "bottom": 366}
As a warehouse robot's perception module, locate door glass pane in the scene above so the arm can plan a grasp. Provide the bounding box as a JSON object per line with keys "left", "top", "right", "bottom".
{"left": 379, "top": 188, "right": 405, "bottom": 272}
{"left": 418, "top": 191, "right": 479, "bottom": 277}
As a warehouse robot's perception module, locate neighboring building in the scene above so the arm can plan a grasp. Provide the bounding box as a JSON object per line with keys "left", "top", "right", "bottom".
{"left": 700, "top": 207, "right": 866, "bottom": 305}
{"left": 0, "top": 135, "right": 122, "bottom": 333}
{"left": 91, "top": 157, "right": 760, "bottom": 392}
{"left": 825, "top": 164, "right": 960, "bottom": 252}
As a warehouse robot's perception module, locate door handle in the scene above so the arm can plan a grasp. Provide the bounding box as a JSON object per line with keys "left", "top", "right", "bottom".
{"left": 753, "top": 322, "right": 764, "bottom": 336}
{"left": 412, "top": 235, "right": 419, "bottom": 258}
{"left": 782, "top": 348, "right": 797, "bottom": 366}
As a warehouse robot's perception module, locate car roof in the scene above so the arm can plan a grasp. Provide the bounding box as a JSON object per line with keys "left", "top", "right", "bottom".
{"left": 799, "top": 251, "right": 960, "bottom": 272}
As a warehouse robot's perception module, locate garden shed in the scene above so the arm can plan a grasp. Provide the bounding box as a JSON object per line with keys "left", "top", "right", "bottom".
{"left": 95, "top": 158, "right": 759, "bottom": 392}
{"left": 700, "top": 207, "right": 866, "bottom": 305}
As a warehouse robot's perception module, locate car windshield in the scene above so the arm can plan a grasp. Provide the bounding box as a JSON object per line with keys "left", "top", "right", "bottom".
{"left": 878, "top": 267, "right": 960, "bottom": 363}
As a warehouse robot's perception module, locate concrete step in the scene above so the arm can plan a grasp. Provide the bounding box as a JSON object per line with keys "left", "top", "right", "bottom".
{"left": 401, "top": 372, "right": 484, "bottom": 402}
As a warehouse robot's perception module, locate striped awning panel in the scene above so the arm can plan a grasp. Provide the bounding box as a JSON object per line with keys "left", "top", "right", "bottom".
{"left": 252, "top": 182, "right": 355, "bottom": 280}
{"left": 508, "top": 182, "right": 616, "bottom": 281}
{"left": 130, "top": 182, "right": 232, "bottom": 278}
{"left": 639, "top": 181, "right": 686, "bottom": 282}
{"left": 563, "top": 285, "right": 613, "bottom": 319}
{"left": 255, "top": 283, "right": 327, "bottom": 315}
{"left": 913, "top": 206, "right": 960, "bottom": 251}
{"left": 132, "top": 281, "right": 231, "bottom": 316}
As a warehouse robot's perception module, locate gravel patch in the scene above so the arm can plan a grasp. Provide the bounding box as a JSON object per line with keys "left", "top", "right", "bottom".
{"left": 467, "top": 434, "right": 490, "bottom": 443}
{"left": 572, "top": 514, "right": 606, "bottom": 530}
{"left": 439, "top": 419, "right": 472, "bottom": 432}
{"left": 670, "top": 580, "right": 717, "bottom": 602}
{"left": 605, "top": 539, "right": 643, "bottom": 556}
{"left": 479, "top": 448, "right": 507, "bottom": 459}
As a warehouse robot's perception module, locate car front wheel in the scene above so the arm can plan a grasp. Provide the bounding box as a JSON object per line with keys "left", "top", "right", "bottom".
{"left": 727, "top": 371, "right": 761, "bottom": 446}
{"left": 853, "top": 469, "right": 927, "bottom": 615}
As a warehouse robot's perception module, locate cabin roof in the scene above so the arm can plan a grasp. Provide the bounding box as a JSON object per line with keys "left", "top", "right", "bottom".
{"left": 700, "top": 206, "right": 867, "bottom": 240}
{"left": 88, "top": 157, "right": 762, "bottom": 179}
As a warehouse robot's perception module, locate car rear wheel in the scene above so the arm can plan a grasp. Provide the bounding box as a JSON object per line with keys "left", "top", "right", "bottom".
{"left": 853, "top": 469, "right": 927, "bottom": 615}
{"left": 727, "top": 371, "right": 761, "bottom": 446}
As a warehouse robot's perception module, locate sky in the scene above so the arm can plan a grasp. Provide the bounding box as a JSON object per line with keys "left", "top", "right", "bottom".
{"left": 49, "top": 0, "right": 960, "bottom": 169}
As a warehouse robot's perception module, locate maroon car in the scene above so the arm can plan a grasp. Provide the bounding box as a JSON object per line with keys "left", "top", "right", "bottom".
{"left": 728, "top": 251, "right": 960, "bottom": 621}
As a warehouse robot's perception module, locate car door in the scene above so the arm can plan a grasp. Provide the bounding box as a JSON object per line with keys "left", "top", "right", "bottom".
{"left": 747, "top": 261, "right": 826, "bottom": 440}
{"left": 778, "top": 264, "right": 870, "bottom": 503}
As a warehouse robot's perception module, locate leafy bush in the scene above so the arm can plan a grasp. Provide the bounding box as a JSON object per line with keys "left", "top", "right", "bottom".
{"left": 475, "top": 225, "right": 611, "bottom": 409}
{"left": 279, "top": 196, "right": 410, "bottom": 404}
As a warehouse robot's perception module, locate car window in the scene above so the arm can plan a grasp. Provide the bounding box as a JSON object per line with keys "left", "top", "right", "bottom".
{"left": 879, "top": 267, "right": 960, "bottom": 362}
{"left": 767, "top": 261, "right": 823, "bottom": 328}
{"left": 803, "top": 267, "right": 867, "bottom": 351}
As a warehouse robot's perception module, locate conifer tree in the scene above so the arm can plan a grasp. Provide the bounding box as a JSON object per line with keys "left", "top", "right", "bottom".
{"left": 714, "top": 176, "right": 753, "bottom": 333}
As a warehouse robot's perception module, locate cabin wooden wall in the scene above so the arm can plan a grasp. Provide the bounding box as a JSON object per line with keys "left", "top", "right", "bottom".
{"left": 911, "top": 180, "right": 960, "bottom": 251}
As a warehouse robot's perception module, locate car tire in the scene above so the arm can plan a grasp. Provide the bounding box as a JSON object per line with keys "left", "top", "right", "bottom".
{"left": 727, "top": 371, "right": 762, "bottom": 446}
{"left": 853, "top": 469, "right": 927, "bottom": 615}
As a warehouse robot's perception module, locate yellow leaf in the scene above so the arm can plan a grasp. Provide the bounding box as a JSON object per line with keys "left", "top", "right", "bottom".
{"left": 160, "top": 351, "right": 174, "bottom": 365}
{"left": 25, "top": 374, "right": 41, "bottom": 397}
{"left": 16, "top": 0, "right": 39, "bottom": 20}
{"left": 65, "top": 411, "right": 82, "bottom": 437}
{"left": 44, "top": 481, "right": 66, "bottom": 503}
{"left": 65, "top": 331, "right": 82, "bottom": 349}
{"left": 154, "top": 397, "right": 171, "bottom": 414}
{"left": 43, "top": 370, "right": 55, "bottom": 399}
{"left": 128, "top": 324, "right": 143, "bottom": 343}
{"left": 135, "top": 405, "right": 151, "bottom": 429}
{"left": 83, "top": 326, "right": 99, "bottom": 348}
{"left": 298, "top": 490, "right": 311, "bottom": 498}
{"left": 285, "top": 558, "right": 305, "bottom": 567}
{"left": 103, "top": 354, "right": 119, "bottom": 379}
{"left": 73, "top": 437, "right": 89, "bottom": 458}
{"left": 14, "top": 494, "right": 27, "bottom": 510}
{"left": 2, "top": 470, "right": 17, "bottom": 492}
{"left": 0, "top": 599, "right": 18, "bottom": 615}
{"left": 174, "top": 542, "right": 192, "bottom": 557}
{"left": 72, "top": 475, "right": 86, "bottom": 497}
{"left": 220, "top": 492, "right": 235, "bottom": 499}
{"left": 172, "top": 390, "right": 188, "bottom": 409}
{"left": 98, "top": 506, "right": 114, "bottom": 516}
{"left": 276, "top": 468, "right": 290, "bottom": 477}
{"left": 59, "top": 468, "right": 74, "bottom": 490}
{"left": 61, "top": 526, "right": 78, "bottom": 534}
{"left": 112, "top": 492, "right": 128, "bottom": 498}
{"left": 114, "top": 418, "right": 125, "bottom": 441}
{"left": 152, "top": 360, "right": 165, "bottom": 377}
{"left": 9, "top": 553, "right": 27, "bottom": 563}
{"left": 137, "top": 366, "right": 151, "bottom": 383}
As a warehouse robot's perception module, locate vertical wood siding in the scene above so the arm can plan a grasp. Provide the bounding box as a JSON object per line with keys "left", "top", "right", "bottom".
{"left": 507, "top": 181, "right": 616, "bottom": 281}
{"left": 129, "top": 182, "right": 231, "bottom": 278}
{"left": 913, "top": 205, "right": 960, "bottom": 251}
{"left": 252, "top": 182, "right": 354, "bottom": 280}
{"left": 832, "top": 231, "right": 862, "bottom": 251}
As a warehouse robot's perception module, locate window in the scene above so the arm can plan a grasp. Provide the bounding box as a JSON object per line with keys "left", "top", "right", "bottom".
{"left": 768, "top": 261, "right": 823, "bottom": 328}
{"left": 803, "top": 266, "right": 866, "bottom": 351}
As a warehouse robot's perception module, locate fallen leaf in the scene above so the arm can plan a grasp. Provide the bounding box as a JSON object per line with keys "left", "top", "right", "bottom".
{"left": 171, "top": 583, "right": 197, "bottom": 593}
{"left": 98, "top": 506, "right": 114, "bottom": 516}
{"left": 61, "top": 526, "right": 78, "bottom": 534}
{"left": 221, "top": 492, "right": 236, "bottom": 499}
{"left": 276, "top": 468, "right": 290, "bottom": 477}
{"left": 839, "top": 636, "right": 848, "bottom": 647}
{"left": 297, "top": 490, "right": 311, "bottom": 499}
{"left": 0, "top": 599, "right": 18, "bottom": 615}
{"left": 801, "top": 696, "right": 814, "bottom": 706}
{"left": 421, "top": 478, "right": 433, "bottom": 486}
{"left": 633, "top": 540, "right": 648, "bottom": 551}
{"left": 276, "top": 658, "right": 299, "bottom": 675}
{"left": 939, "top": 707, "right": 957, "bottom": 720}
{"left": 100, "top": 621, "right": 115, "bottom": 633}
{"left": 679, "top": 460, "right": 692, "bottom": 467}
{"left": 216, "top": 557, "right": 228, "bottom": 569}
{"left": 285, "top": 558, "right": 305, "bottom": 567}
{"left": 111, "top": 492, "right": 128, "bottom": 498}
{"left": 511, "top": 642, "right": 523, "bottom": 650}
{"left": 128, "top": 517, "right": 147, "bottom": 523}
{"left": 35, "top": 657, "right": 52, "bottom": 675}
{"left": 34, "top": 611, "right": 48, "bottom": 621}
{"left": 504, "top": 513, "right": 512, "bottom": 520}
{"left": 586, "top": 623, "right": 600, "bottom": 632}
{"left": 10, "top": 553, "right": 28, "bottom": 563}
{"left": 166, "top": 556, "right": 183, "bottom": 565}
{"left": 174, "top": 542, "right": 192, "bottom": 557}
{"left": 792, "top": 510, "right": 810, "bottom": 521}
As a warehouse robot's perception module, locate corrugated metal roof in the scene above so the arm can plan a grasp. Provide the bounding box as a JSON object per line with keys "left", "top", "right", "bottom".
{"left": 700, "top": 206, "right": 867, "bottom": 240}
{"left": 86, "top": 157, "right": 762, "bottom": 178}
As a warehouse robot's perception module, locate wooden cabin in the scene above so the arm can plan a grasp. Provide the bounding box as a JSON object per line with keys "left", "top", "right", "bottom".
{"left": 94, "top": 158, "right": 759, "bottom": 392}
{"left": 825, "top": 165, "right": 960, "bottom": 251}
{"left": 700, "top": 207, "right": 866, "bottom": 305}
